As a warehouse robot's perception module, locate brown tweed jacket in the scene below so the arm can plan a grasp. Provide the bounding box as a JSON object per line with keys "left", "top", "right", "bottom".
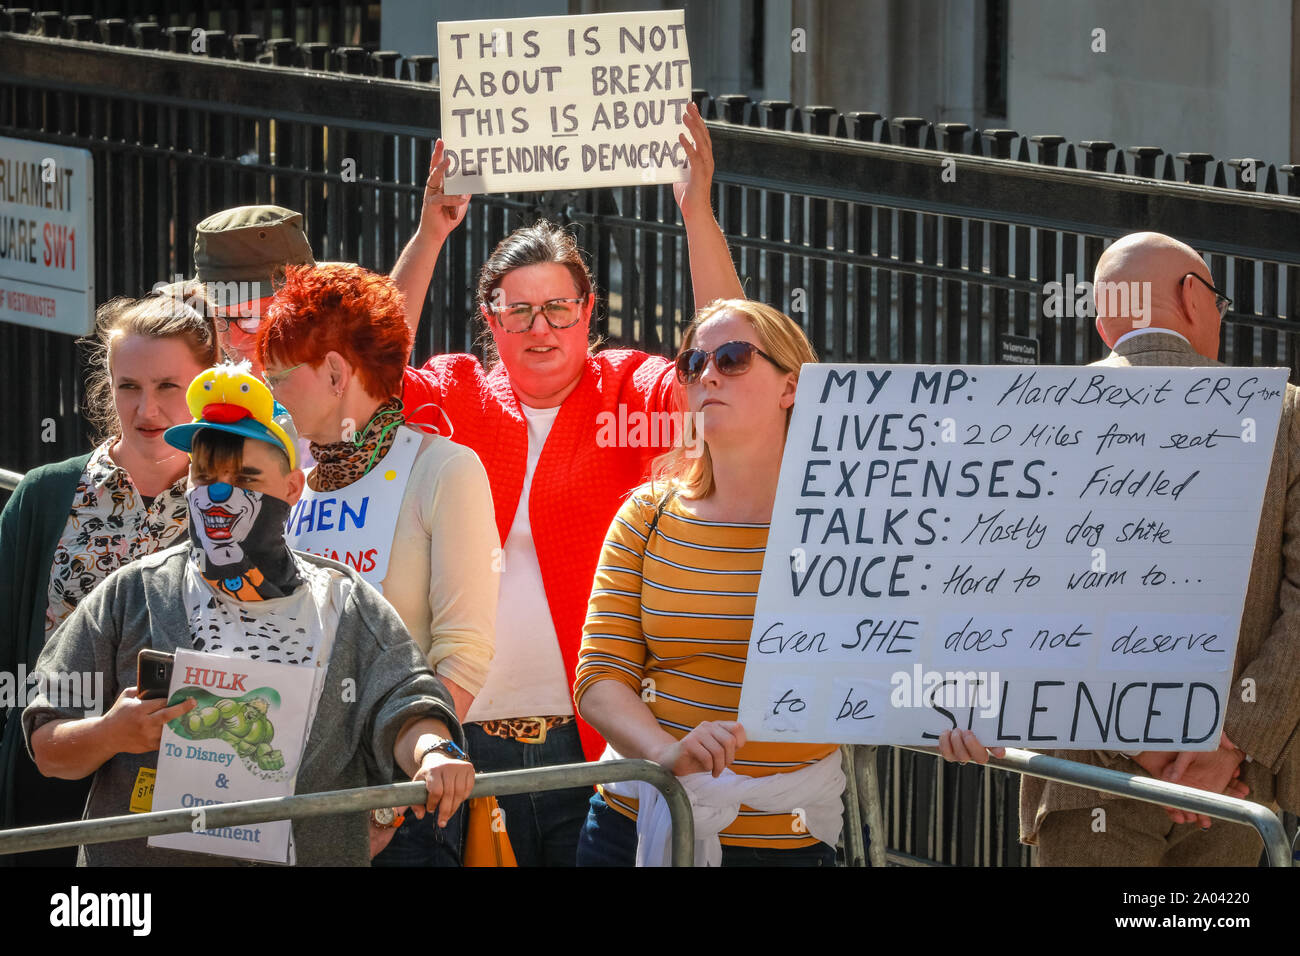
{"left": 1019, "top": 331, "right": 1300, "bottom": 843}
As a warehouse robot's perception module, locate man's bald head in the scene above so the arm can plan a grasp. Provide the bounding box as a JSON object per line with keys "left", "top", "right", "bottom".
{"left": 1093, "top": 231, "right": 1222, "bottom": 360}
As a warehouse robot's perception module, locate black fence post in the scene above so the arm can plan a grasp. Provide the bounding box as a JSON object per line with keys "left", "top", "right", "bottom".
{"left": 847, "top": 113, "right": 881, "bottom": 361}
{"left": 760, "top": 100, "right": 792, "bottom": 310}
{"left": 713, "top": 94, "right": 749, "bottom": 288}
{"left": 1078, "top": 140, "right": 1114, "bottom": 172}
{"left": 1177, "top": 152, "right": 1214, "bottom": 185}
{"left": 404, "top": 55, "right": 435, "bottom": 82}
{"left": 235, "top": 34, "right": 261, "bottom": 62}
{"left": 1227, "top": 159, "right": 1265, "bottom": 367}
{"left": 1031, "top": 136, "right": 1066, "bottom": 364}
{"left": 982, "top": 130, "right": 1017, "bottom": 355}
{"left": 936, "top": 123, "right": 970, "bottom": 364}
{"left": 301, "top": 41, "right": 328, "bottom": 70}
{"left": 806, "top": 107, "right": 837, "bottom": 354}
{"left": 1126, "top": 146, "right": 1163, "bottom": 179}
{"left": 66, "top": 14, "right": 94, "bottom": 41}
{"left": 36, "top": 11, "right": 64, "bottom": 37}
{"left": 268, "top": 37, "right": 295, "bottom": 66}
{"left": 891, "top": 118, "right": 926, "bottom": 362}
{"left": 99, "top": 18, "right": 126, "bottom": 46}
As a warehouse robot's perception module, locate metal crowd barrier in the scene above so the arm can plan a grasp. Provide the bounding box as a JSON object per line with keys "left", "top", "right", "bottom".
{"left": 848, "top": 745, "right": 1293, "bottom": 867}
{"left": 0, "top": 758, "right": 696, "bottom": 866}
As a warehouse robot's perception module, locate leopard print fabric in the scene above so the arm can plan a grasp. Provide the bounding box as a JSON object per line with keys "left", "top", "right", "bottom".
{"left": 478, "top": 716, "right": 575, "bottom": 741}
{"left": 307, "top": 397, "right": 404, "bottom": 492}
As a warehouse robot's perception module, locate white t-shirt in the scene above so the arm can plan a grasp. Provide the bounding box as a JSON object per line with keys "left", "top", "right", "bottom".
{"left": 466, "top": 403, "right": 573, "bottom": 722}
{"left": 183, "top": 554, "right": 346, "bottom": 737}
{"left": 182, "top": 554, "right": 349, "bottom": 864}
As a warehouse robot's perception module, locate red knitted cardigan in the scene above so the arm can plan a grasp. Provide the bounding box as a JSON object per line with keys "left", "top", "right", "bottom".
{"left": 401, "top": 350, "right": 677, "bottom": 761}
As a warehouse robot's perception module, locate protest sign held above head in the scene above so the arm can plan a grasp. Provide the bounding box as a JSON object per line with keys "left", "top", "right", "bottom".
{"left": 735, "top": 363, "right": 1288, "bottom": 751}
{"left": 437, "top": 9, "right": 692, "bottom": 194}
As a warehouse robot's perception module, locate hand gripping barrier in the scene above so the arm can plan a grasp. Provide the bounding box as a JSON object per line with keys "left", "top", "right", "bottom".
{"left": 885, "top": 745, "right": 1294, "bottom": 867}
{"left": 0, "top": 759, "right": 696, "bottom": 866}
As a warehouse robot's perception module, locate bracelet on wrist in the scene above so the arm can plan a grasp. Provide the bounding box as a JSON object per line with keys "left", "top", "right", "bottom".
{"left": 418, "top": 738, "right": 471, "bottom": 766}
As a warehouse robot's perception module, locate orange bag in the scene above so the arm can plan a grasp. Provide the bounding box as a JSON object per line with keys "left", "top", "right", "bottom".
{"left": 463, "top": 795, "right": 518, "bottom": 867}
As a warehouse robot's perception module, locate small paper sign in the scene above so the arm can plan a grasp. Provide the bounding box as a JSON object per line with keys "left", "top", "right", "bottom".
{"left": 148, "top": 650, "right": 315, "bottom": 863}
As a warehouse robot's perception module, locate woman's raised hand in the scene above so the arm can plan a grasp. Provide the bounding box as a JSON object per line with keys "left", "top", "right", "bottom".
{"left": 654, "top": 720, "right": 747, "bottom": 777}
{"left": 417, "top": 140, "right": 471, "bottom": 243}
{"left": 673, "top": 102, "right": 715, "bottom": 222}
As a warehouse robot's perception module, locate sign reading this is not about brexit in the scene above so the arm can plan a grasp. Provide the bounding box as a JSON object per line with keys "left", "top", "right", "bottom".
{"left": 735, "top": 363, "right": 1287, "bottom": 750}
{"left": 437, "top": 9, "right": 691, "bottom": 193}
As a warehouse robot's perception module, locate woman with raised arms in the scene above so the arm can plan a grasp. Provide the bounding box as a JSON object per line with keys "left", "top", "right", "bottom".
{"left": 384, "top": 103, "right": 744, "bottom": 865}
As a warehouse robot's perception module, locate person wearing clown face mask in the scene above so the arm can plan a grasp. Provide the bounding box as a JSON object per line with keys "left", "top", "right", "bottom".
{"left": 22, "top": 364, "right": 473, "bottom": 866}
{"left": 168, "top": 363, "right": 308, "bottom": 604}
{"left": 188, "top": 479, "right": 270, "bottom": 590}
{"left": 186, "top": 457, "right": 302, "bottom": 602}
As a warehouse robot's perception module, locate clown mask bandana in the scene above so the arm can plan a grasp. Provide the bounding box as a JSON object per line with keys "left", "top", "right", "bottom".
{"left": 187, "top": 482, "right": 301, "bottom": 600}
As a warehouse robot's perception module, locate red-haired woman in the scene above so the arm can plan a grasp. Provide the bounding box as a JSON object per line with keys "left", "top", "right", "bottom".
{"left": 384, "top": 104, "right": 744, "bottom": 866}
{"left": 259, "top": 263, "right": 498, "bottom": 867}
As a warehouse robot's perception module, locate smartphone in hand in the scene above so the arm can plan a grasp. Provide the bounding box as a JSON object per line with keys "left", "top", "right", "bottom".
{"left": 137, "top": 650, "right": 174, "bottom": 700}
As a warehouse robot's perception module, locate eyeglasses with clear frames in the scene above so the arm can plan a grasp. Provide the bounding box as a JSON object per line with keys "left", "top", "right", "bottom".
{"left": 488, "top": 297, "right": 588, "bottom": 333}
{"left": 263, "top": 362, "right": 305, "bottom": 389}
{"left": 214, "top": 314, "right": 265, "bottom": 335}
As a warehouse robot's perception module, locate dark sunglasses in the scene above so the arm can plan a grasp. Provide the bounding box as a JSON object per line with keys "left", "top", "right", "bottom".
{"left": 675, "top": 340, "right": 783, "bottom": 384}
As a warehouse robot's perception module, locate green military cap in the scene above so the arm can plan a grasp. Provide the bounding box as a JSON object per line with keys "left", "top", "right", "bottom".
{"left": 193, "top": 205, "right": 316, "bottom": 305}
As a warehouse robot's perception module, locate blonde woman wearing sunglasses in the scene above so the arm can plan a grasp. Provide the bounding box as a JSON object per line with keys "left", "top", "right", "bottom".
{"left": 574, "top": 299, "right": 848, "bottom": 867}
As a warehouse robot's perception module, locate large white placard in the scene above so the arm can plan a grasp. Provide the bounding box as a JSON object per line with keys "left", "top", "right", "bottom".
{"left": 437, "top": 9, "right": 691, "bottom": 193}
{"left": 736, "top": 364, "right": 1287, "bottom": 750}
{"left": 0, "top": 136, "right": 94, "bottom": 335}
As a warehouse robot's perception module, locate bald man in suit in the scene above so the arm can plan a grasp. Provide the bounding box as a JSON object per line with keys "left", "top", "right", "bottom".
{"left": 944, "top": 231, "right": 1300, "bottom": 865}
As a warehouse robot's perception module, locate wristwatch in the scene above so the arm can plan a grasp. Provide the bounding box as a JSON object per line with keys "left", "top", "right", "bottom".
{"left": 370, "top": 807, "right": 405, "bottom": 829}
{"left": 418, "top": 738, "right": 471, "bottom": 766}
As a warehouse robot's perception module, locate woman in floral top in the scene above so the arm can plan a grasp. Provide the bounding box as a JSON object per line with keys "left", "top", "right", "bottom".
{"left": 0, "top": 287, "right": 219, "bottom": 865}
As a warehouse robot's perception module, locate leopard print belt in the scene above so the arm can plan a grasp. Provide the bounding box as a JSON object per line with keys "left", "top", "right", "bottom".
{"left": 475, "top": 715, "right": 574, "bottom": 745}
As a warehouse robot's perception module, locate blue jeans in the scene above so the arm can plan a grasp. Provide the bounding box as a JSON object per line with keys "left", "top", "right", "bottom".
{"left": 576, "top": 791, "right": 839, "bottom": 867}
{"left": 370, "top": 802, "right": 465, "bottom": 867}
{"left": 463, "top": 721, "right": 590, "bottom": 867}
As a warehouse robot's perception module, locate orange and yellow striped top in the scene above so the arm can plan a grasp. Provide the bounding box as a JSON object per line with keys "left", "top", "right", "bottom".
{"left": 575, "top": 486, "right": 839, "bottom": 849}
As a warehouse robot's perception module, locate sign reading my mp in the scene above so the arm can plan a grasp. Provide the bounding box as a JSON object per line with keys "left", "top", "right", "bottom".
{"left": 735, "top": 364, "right": 1287, "bottom": 750}
{"left": 437, "top": 9, "right": 691, "bottom": 193}
{"left": 0, "top": 136, "right": 94, "bottom": 335}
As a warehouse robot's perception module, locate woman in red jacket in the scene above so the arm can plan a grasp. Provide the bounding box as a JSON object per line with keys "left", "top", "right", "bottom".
{"left": 388, "top": 103, "right": 743, "bottom": 866}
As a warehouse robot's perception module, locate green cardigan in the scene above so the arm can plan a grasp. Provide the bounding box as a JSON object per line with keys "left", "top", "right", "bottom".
{"left": 0, "top": 453, "right": 91, "bottom": 840}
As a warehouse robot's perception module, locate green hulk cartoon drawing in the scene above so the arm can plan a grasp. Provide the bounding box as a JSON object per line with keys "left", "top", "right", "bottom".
{"left": 184, "top": 696, "right": 284, "bottom": 772}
